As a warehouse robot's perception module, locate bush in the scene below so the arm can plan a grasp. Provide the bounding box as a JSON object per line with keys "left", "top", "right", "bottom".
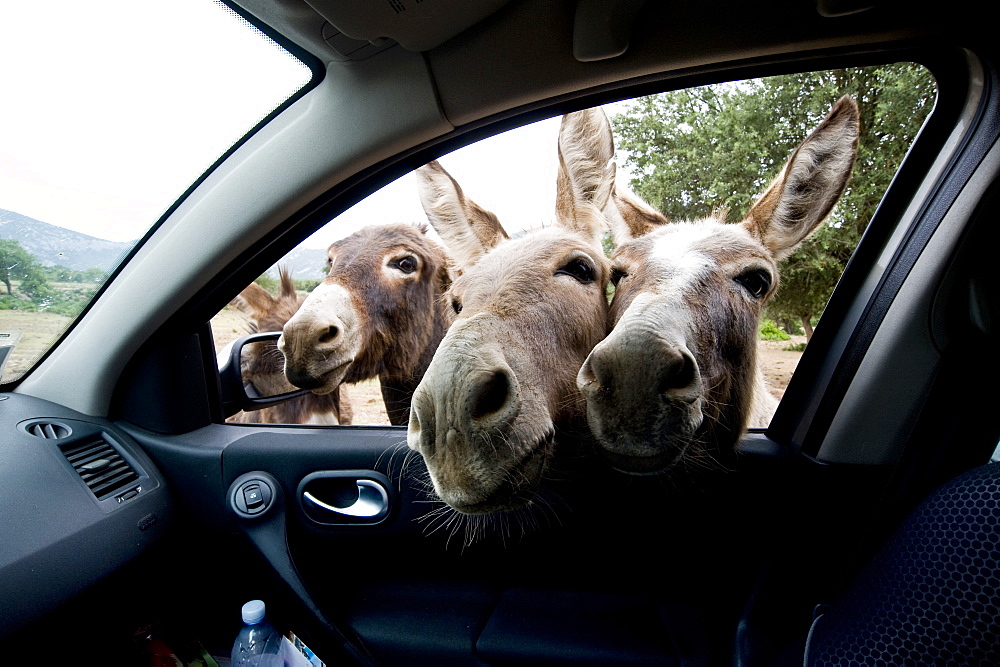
{"left": 294, "top": 279, "right": 323, "bottom": 293}
{"left": 254, "top": 274, "right": 279, "bottom": 292}
{"left": 759, "top": 319, "right": 790, "bottom": 341}
{"left": 0, "top": 295, "right": 37, "bottom": 311}
{"left": 783, "top": 342, "right": 807, "bottom": 352}
{"left": 34, "top": 287, "right": 96, "bottom": 318}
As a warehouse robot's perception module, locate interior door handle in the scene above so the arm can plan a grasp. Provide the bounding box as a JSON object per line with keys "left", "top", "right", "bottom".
{"left": 302, "top": 479, "right": 389, "bottom": 521}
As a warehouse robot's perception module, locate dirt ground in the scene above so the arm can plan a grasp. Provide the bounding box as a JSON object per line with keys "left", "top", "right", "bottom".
{"left": 210, "top": 306, "right": 805, "bottom": 426}
{"left": 758, "top": 335, "right": 808, "bottom": 402}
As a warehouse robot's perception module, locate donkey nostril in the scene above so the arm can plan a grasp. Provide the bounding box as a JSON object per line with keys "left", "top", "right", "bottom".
{"left": 318, "top": 325, "right": 339, "bottom": 344}
{"left": 659, "top": 349, "right": 697, "bottom": 393}
{"left": 580, "top": 352, "right": 612, "bottom": 393}
{"left": 578, "top": 356, "right": 598, "bottom": 388}
{"left": 471, "top": 370, "right": 510, "bottom": 421}
{"left": 407, "top": 403, "right": 427, "bottom": 454}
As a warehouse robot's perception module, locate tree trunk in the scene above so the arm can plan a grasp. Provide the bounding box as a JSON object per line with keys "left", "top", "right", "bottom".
{"left": 800, "top": 315, "right": 814, "bottom": 341}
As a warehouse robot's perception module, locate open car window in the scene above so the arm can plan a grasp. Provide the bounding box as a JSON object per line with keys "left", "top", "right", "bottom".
{"left": 215, "top": 63, "right": 936, "bottom": 427}
{"left": 0, "top": 0, "right": 313, "bottom": 385}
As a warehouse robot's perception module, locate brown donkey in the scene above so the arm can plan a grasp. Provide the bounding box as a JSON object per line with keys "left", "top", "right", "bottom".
{"left": 228, "top": 268, "right": 351, "bottom": 425}
{"left": 576, "top": 97, "right": 860, "bottom": 474}
{"left": 279, "top": 223, "right": 452, "bottom": 426}
{"left": 406, "top": 110, "right": 615, "bottom": 516}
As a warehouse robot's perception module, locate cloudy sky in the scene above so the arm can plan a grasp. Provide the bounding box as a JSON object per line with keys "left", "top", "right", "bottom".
{"left": 1, "top": 0, "right": 309, "bottom": 244}
{"left": 1, "top": 0, "right": 633, "bottom": 254}
{"left": 303, "top": 116, "right": 566, "bottom": 249}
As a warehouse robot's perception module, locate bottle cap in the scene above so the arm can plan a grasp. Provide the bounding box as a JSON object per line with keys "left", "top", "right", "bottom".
{"left": 241, "top": 599, "right": 266, "bottom": 625}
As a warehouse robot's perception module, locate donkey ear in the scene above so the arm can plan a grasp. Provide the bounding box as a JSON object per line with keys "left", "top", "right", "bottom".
{"left": 230, "top": 281, "right": 275, "bottom": 319}
{"left": 556, "top": 107, "right": 668, "bottom": 246}
{"left": 742, "top": 95, "right": 860, "bottom": 260}
{"left": 607, "top": 184, "right": 669, "bottom": 243}
{"left": 555, "top": 108, "right": 617, "bottom": 247}
{"left": 416, "top": 159, "right": 509, "bottom": 270}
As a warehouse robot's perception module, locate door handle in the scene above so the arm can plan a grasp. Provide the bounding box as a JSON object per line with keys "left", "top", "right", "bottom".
{"left": 303, "top": 480, "right": 388, "bottom": 519}
{"left": 298, "top": 472, "right": 392, "bottom": 525}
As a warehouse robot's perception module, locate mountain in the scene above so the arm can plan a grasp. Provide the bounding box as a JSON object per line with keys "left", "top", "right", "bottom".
{"left": 266, "top": 245, "right": 329, "bottom": 281}
{"left": 0, "top": 208, "right": 135, "bottom": 272}
{"left": 0, "top": 207, "right": 331, "bottom": 280}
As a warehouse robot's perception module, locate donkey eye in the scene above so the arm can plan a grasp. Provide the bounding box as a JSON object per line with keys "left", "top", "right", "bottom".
{"left": 734, "top": 268, "right": 772, "bottom": 298}
{"left": 556, "top": 258, "right": 596, "bottom": 284}
{"left": 451, "top": 298, "right": 463, "bottom": 314}
{"left": 390, "top": 255, "right": 418, "bottom": 274}
{"left": 610, "top": 267, "right": 628, "bottom": 286}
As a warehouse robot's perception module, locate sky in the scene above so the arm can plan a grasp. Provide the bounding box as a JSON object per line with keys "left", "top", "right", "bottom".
{"left": 303, "top": 116, "right": 565, "bottom": 249}
{"left": 0, "top": 0, "right": 311, "bottom": 244}
{"left": 0, "top": 0, "right": 631, "bottom": 253}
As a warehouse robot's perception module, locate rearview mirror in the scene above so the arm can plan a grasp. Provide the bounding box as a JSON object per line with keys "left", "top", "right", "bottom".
{"left": 218, "top": 331, "right": 308, "bottom": 419}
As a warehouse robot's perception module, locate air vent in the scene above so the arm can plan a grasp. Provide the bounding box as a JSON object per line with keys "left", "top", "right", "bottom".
{"left": 25, "top": 421, "right": 72, "bottom": 439}
{"left": 62, "top": 437, "right": 140, "bottom": 500}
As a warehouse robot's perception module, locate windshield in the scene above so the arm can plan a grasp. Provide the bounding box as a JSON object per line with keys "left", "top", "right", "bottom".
{"left": 0, "top": 0, "right": 313, "bottom": 383}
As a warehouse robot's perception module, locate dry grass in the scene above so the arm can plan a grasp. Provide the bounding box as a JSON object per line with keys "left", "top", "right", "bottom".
{"left": 1, "top": 310, "right": 73, "bottom": 382}
{"left": 4, "top": 305, "right": 798, "bottom": 427}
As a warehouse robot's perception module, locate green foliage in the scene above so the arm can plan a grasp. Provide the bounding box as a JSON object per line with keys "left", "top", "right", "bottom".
{"left": 36, "top": 289, "right": 95, "bottom": 317}
{"left": 759, "top": 319, "right": 791, "bottom": 341}
{"left": 254, "top": 274, "right": 279, "bottom": 292}
{"left": 612, "top": 64, "right": 937, "bottom": 338}
{"left": 41, "top": 265, "right": 107, "bottom": 284}
{"left": 0, "top": 239, "right": 45, "bottom": 297}
{"left": 601, "top": 231, "right": 615, "bottom": 259}
{"left": 0, "top": 294, "right": 37, "bottom": 311}
{"left": 0, "top": 240, "right": 102, "bottom": 317}
{"left": 783, "top": 342, "right": 808, "bottom": 352}
{"left": 293, "top": 279, "right": 322, "bottom": 292}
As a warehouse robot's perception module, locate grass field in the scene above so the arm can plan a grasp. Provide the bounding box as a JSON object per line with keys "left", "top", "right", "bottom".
{"left": 0, "top": 310, "right": 73, "bottom": 381}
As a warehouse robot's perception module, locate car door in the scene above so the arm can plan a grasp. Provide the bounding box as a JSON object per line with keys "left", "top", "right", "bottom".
{"left": 4, "top": 4, "right": 999, "bottom": 666}
{"left": 102, "top": 50, "right": 997, "bottom": 667}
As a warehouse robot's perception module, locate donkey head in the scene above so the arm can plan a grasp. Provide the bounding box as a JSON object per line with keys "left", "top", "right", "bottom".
{"left": 577, "top": 97, "right": 860, "bottom": 474}
{"left": 230, "top": 268, "right": 349, "bottom": 425}
{"left": 406, "top": 112, "right": 614, "bottom": 514}
{"left": 278, "top": 223, "right": 451, "bottom": 424}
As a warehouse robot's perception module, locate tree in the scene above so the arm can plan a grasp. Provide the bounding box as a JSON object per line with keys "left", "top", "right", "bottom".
{"left": 254, "top": 273, "right": 279, "bottom": 292}
{"left": 0, "top": 239, "right": 48, "bottom": 298}
{"left": 612, "top": 64, "right": 936, "bottom": 338}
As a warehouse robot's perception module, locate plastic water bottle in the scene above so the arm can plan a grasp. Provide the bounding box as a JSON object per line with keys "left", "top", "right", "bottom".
{"left": 231, "top": 599, "right": 284, "bottom": 666}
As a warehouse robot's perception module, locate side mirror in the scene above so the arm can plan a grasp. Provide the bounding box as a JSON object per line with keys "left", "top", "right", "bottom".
{"left": 218, "top": 331, "right": 308, "bottom": 419}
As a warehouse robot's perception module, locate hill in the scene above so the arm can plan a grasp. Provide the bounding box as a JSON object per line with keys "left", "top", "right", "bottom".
{"left": 0, "top": 209, "right": 134, "bottom": 272}
{"left": 0, "top": 207, "right": 331, "bottom": 280}
{"left": 265, "top": 245, "right": 328, "bottom": 281}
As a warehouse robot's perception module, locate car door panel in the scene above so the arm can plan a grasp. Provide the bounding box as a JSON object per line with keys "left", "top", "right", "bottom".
{"left": 123, "top": 412, "right": 892, "bottom": 665}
